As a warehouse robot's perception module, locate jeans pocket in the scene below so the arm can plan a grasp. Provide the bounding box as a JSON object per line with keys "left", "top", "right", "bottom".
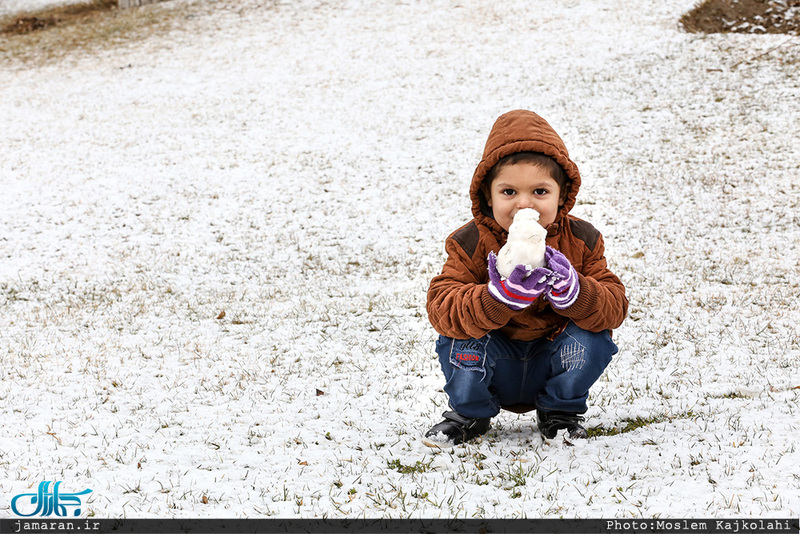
{"left": 448, "top": 337, "right": 489, "bottom": 372}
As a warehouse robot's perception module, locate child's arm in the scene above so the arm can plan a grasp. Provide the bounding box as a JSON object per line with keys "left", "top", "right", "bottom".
{"left": 549, "top": 233, "right": 628, "bottom": 332}
{"left": 427, "top": 234, "right": 522, "bottom": 340}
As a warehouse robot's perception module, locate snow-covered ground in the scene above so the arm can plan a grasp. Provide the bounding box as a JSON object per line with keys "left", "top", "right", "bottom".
{"left": 1, "top": 0, "right": 799, "bottom": 519}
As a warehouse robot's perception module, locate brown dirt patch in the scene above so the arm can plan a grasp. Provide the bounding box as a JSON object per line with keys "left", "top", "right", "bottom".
{"left": 681, "top": 0, "right": 800, "bottom": 34}
{"left": 1, "top": 0, "right": 117, "bottom": 36}
{"left": 0, "top": 0, "right": 189, "bottom": 63}
{"left": 3, "top": 15, "right": 60, "bottom": 33}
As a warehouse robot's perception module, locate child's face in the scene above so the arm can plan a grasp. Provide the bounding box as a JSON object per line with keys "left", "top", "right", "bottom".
{"left": 486, "top": 163, "right": 564, "bottom": 232}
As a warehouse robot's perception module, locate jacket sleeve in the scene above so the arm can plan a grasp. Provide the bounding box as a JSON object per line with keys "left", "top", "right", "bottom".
{"left": 555, "top": 232, "right": 628, "bottom": 332}
{"left": 426, "top": 233, "right": 520, "bottom": 340}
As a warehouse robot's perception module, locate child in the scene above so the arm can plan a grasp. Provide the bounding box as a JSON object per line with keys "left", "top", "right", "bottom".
{"left": 423, "top": 110, "right": 628, "bottom": 447}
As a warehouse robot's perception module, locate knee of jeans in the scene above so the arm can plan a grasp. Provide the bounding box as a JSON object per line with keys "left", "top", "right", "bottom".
{"left": 558, "top": 327, "right": 616, "bottom": 371}
{"left": 594, "top": 330, "right": 618, "bottom": 365}
{"left": 557, "top": 339, "right": 588, "bottom": 372}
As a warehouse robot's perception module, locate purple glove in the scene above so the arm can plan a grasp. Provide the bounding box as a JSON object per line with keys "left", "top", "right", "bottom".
{"left": 543, "top": 246, "right": 580, "bottom": 309}
{"left": 487, "top": 252, "right": 552, "bottom": 310}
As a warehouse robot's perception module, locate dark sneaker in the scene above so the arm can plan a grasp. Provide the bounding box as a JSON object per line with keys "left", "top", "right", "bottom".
{"left": 537, "top": 409, "right": 588, "bottom": 440}
{"left": 422, "top": 411, "right": 491, "bottom": 448}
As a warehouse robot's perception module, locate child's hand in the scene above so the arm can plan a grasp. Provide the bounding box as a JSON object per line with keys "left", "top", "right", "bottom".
{"left": 543, "top": 247, "right": 580, "bottom": 309}
{"left": 487, "top": 251, "right": 551, "bottom": 310}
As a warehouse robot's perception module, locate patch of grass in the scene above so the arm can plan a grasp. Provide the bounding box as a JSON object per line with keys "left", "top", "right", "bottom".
{"left": 387, "top": 458, "right": 434, "bottom": 475}
{"left": 711, "top": 391, "right": 749, "bottom": 399}
{"left": 587, "top": 411, "right": 696, "bottom": 438}
{"left": 1, "top": 282, "right": 35, "bottom": 303}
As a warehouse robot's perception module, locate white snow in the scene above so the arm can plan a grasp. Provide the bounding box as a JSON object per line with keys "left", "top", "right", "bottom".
{"left": 496, "top": 208, "right": 547, "bottom": 277}
{"left": 1, "top": 0, "right": 799, "bottom": 519}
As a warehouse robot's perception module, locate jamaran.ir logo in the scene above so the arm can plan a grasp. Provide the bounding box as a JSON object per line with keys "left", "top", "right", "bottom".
{"left": 11, "top": 481, "right": 93, "bottom": 517}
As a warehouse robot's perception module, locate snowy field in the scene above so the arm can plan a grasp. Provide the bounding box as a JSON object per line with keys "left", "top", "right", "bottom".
{"left": 1, "top": 0, "right": 799, "bottom": 519}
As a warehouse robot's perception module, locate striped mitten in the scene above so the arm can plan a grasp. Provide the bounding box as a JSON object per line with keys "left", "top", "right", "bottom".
{"left": 544, "top": 246, "right": 580, "bottom": 310}
{"left": 487, "top": 251, "right": 550, "bottom": 310}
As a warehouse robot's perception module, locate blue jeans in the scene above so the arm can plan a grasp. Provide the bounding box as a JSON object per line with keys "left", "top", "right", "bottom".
{"left": 435, "top": 322, "right": 617, "bottom": 419}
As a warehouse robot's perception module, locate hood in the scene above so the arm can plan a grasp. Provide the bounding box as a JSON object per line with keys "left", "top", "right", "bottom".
{"left": 469, "top": 110, "right": 581, "bottom": 232}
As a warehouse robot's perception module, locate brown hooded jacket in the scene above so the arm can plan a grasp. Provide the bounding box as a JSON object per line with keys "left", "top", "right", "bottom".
{"left": 426, "top": 110, "right": 628, "bottom": 341}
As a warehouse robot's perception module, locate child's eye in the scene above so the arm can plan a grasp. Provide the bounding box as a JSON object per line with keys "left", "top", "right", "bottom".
{"left": 502, "top": 188, "right": 516, "bottom": 196}
{"left": 534, "top": 188, "right": 549, "bottom": 196}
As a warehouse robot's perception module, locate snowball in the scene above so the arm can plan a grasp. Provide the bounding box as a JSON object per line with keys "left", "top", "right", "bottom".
{"left": 496, "top": 208, "right": 547, "bottom": 278}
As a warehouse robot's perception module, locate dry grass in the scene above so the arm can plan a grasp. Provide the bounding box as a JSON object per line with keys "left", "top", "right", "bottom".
{"left": 0, "top": 0, "right": 189, "bottom": 64}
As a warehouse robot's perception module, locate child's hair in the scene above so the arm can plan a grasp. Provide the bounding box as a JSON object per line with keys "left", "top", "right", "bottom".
{"left": 483, "top": 152, "right": 570, "bottom": 202}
